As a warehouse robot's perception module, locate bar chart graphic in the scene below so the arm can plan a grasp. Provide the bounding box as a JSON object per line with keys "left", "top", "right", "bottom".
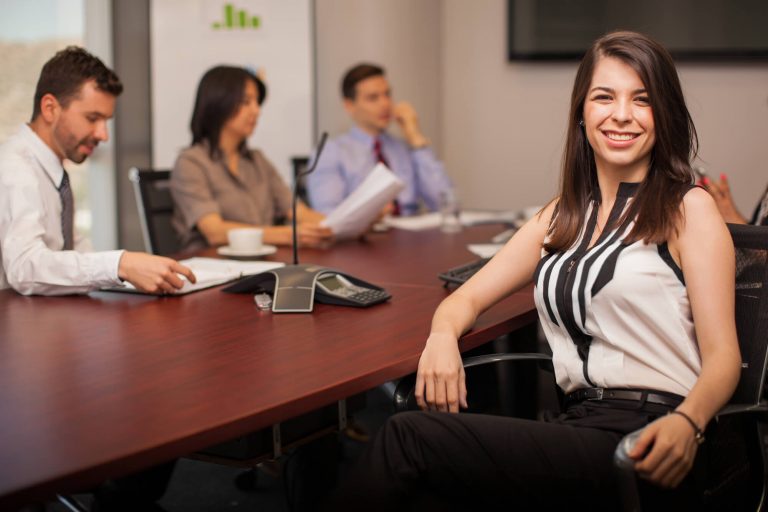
{"left": 211, "top": 3, "right": 261, "bottom": 30}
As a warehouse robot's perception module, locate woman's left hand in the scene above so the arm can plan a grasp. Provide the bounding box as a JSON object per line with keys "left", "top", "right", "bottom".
{"left": 630, "top": 413, "right": 699, "bottom": 488}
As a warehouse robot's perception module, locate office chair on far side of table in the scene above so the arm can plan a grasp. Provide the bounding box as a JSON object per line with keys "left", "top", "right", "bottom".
{"left": 129, "top": 168, "right": 182, "bottom": 256}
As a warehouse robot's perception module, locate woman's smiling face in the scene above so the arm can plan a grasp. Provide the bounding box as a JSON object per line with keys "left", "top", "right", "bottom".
{"left": 583, "top": 55, "right": 656, "bottom": 177}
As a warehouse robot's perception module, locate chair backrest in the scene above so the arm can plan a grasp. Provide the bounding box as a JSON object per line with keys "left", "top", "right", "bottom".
{"left": 292, "top": 156, "right": 310, "bottom": 205}
{"left": 129, "top": 168, "right": 181, "bottom": 256}
{"left": 614, "top": 224, "right": 768, "bottom": 512}
{"left": 728, "top": 223, "right": 768, "bottom": 406}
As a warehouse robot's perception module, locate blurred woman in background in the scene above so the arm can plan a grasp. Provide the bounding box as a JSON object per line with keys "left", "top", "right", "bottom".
{"left": 171, "top": 65, "right": 332, "bottom": 252}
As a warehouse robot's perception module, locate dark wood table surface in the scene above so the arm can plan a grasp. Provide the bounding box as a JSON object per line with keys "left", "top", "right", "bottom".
{"left": 0, "top": 226, "right": 536, "bottom": 509}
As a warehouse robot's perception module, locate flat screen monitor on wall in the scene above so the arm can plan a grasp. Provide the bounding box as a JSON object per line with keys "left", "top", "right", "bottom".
{"left": 508, "top": 0, "right": 768, "bottom": 61}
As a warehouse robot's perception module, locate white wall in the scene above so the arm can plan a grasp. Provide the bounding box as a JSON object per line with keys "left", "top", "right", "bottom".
{"left": 441, "top": 0, "right": 768, "bottom": 213}
{"left": 681, "top": 64, "right": 768, "bottom": 213}
{"left": 150, "top": 0, "right": 313, "bottom": 181}
{"left": 441, "top": 0, "right": 573, "bottom": 210}
{"left": 315, "top": 0, "right": 443, "bottom": 154}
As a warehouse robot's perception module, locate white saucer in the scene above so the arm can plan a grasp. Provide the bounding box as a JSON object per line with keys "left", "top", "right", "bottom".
{"left": 217, "top": 244, "right": 278, "bottom": 258}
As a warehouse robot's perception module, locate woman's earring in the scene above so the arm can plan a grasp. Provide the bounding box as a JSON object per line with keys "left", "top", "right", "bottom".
{"left": 578, "top": 119, "right": 585, "bottom": 127}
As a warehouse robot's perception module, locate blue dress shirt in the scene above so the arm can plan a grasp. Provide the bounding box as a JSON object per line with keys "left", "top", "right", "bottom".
{"left": 307, "top": 126, "right": 452, "bottom": 216}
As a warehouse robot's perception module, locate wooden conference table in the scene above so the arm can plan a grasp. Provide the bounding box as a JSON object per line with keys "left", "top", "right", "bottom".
{"left": 0, "top": 225, "right": 536, "bottom": 509}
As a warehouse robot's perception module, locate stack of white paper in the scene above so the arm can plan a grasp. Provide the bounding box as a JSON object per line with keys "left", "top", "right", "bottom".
{"left": 103, "top": 257, "right": 284, "bottom": 295}
{"left": 178, "top": 258, "right": 284, "bottom": 290}
{"left": 384, "top": 210, "right": 524, "bottom": 232}
{"left": 459, "top": 210, "right": 520, "bottom": 226}
{"left": 467, "top": 243, "right": 505, "bottom": 258}
{"left": 384, "top": 212, "right": 442, "bottom": 231}
{"left": 321, "top": 163, "right": 405, "bottom": 239}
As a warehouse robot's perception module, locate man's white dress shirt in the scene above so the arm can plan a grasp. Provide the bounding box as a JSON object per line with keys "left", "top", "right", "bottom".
{"left": 0, "top": 124, "right": 123, "bottom": 295}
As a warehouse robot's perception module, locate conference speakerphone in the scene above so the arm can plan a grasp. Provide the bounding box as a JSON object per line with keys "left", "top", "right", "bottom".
{"left": 223, "top": 264, "right": 391, "bottom": 312}
{"left": 315, "top": 273, "right": 390, "bottom": 307}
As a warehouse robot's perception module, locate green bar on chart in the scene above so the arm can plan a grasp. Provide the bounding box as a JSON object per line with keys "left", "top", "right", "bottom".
{"left": 225, "top": 4, "right": 234, "bottom": 28}
{"left": 252, "top": 16, "right": 260, "bottom": 28}
{"left": 239, "top": 9, "right": 246, "bottom": 28}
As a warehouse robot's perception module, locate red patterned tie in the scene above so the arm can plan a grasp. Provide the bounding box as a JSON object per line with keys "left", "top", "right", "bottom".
{"left": 373, "top": 138, "right": 400, "bottom": 216}
{"left": 373, "top": 138, "right": 388, "bottom": 167}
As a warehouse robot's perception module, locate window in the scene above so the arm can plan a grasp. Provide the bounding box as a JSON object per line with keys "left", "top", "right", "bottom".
{"left": 0, "top": 0, "right": 116, "bottom": 248}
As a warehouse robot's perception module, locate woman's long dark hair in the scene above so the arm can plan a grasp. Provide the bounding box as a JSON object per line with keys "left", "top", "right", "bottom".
{"left": 545, "top": 31, "right": 698, "bottom": 252}
{"left": 190, "top": 65, "right": 266, "bottom": 160}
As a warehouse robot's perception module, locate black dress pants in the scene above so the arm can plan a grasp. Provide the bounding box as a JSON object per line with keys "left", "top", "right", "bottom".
{"left": 335, "top": 400, "right": 711, "bottom": 511}
{"left": 92, "top": 461, "right": 176, "bottom": 511}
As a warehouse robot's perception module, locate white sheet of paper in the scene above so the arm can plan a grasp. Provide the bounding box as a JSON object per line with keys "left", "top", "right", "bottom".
{"left": 384, "top": 213, "right": 442, "bottom": 231}
{"left": 105, "top": 257, "right": 285, "bottom": 295}
{"left": 321, "top": 163, "right": 405, "bottom": 239}
{"left": 459, "top": 210, "right": 520, "bottom": 226}
{"left": 384, "top": 210, "right": 523, "bottom": 232}
{"left": 467, "top": 243, "right": 504, "bottom": 259}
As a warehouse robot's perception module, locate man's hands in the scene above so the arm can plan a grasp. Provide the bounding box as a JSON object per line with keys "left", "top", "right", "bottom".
{"left": 393, "top": 101, "right": 429, "bottom": 149}
{"left": 630, "top": 413, "right": 700, "bottom": 488}
{"left": 414, "top": 332, "right": 468, "bottom": 413}
{"left": 118, "top": 252, "right": 196, "bottom": 294}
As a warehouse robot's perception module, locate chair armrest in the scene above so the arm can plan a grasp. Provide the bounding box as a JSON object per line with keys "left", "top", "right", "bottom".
{"left": 614, "top": 402, "right": 768, "bottom": 472}
{"left": 612, "top": 401, "right": 768, "bottom": 511}
{"left": 613, "top": 428, "right": 644, "bottom": 512}
{"left": 462, "top": 352, "right": 553, "bottom": 370}
{"left": 393, "top": 352, "right": 553, "bottom": 413}
{"left": 716, "top": 402, "right": 768, "bottom": 417}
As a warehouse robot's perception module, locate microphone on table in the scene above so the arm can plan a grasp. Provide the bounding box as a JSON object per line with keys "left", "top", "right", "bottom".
{"left": 222, "top": 132, "right": 390, "bottom": 312}
{"left": 292, "top": 132, "right": 327, "bottom": 265}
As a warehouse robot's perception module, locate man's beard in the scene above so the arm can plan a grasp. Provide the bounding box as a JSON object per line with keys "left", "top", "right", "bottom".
{"left": 64, "top": 135, "right": 97, "bottom": 164}
{"left": 54, "top": 123, "right": 97, "bottom": 164}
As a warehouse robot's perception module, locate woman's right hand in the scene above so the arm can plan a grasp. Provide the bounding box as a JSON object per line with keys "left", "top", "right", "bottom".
{"left": 414, "top": 332, "right": 468, "bottom": 413}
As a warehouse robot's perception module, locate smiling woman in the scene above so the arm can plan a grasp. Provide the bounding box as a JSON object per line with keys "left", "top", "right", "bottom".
{"left": 548, "top": 31, "right": 698, "bottom": 253}
{"left": 333, "top": 31, "right": 742, "bottom": 510}
{"left": 583, "top": 58, "right": 656, "bottom": 177}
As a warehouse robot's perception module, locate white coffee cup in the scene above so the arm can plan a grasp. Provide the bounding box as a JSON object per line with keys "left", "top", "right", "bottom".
{"left": 227, "top": 227, "right": 263, "bottom": 253}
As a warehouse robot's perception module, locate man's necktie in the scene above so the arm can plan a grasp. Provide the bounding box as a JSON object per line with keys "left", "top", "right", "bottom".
{"left": 373, "top": 137, "right": 389, "bottom": 167}
{"left": 59, "top": 170, "right": 74, "bottom": 250}
{"left": 373, "top": 138, "right": 400, "bottom": 216}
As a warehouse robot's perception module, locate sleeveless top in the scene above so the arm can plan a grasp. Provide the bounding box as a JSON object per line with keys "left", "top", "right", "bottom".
{"left": 533, "top": 182, "right": 701, "bottom": 396}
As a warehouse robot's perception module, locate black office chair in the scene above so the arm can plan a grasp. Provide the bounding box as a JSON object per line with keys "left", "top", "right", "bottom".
{"left": 393, "top": 224, "right": 768, "bottom": 509}
{"left": 292, "top": 156, "right": 310, "bottom": 206}
{"left": 393, "top": 350, "right": 555, "bottom": 416}
{"left": 129, "top": 168, "right": 182, "bottom": 256}
{"left": 613, "top": 223, "right": 768, "bottom": 511}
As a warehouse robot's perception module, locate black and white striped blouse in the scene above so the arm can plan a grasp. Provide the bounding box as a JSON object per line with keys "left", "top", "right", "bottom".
{"left": 534, "top": 182, "right": 701, "bottom": 396}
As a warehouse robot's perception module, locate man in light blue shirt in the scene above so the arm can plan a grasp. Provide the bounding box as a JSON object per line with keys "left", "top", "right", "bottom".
{"left": 307, "top": 63, "right": 452, "bottom": 216}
